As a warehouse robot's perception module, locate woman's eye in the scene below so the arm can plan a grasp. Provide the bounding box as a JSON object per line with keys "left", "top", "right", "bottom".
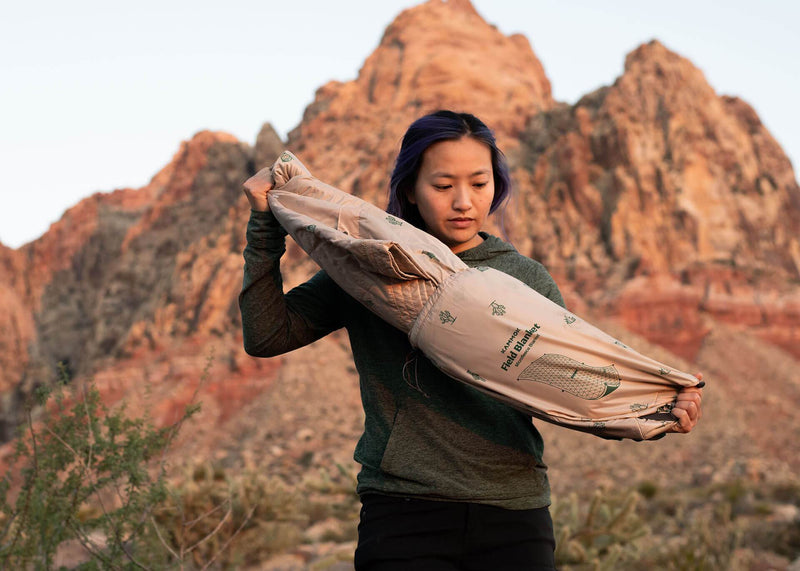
{"left": 434, "top": 184, "right": 451, "bottom": 190}
{"left": 474, "top": 182, "right": 488, "bottom": 188}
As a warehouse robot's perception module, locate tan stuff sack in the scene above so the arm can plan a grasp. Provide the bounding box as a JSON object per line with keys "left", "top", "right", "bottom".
{"left": 255, "top": 151, "right": 702, "bottom": 440}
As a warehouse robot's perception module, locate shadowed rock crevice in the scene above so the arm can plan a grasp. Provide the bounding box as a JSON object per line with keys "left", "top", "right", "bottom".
{"left": 0, "top": 137, "right": 255, "bottom": 442}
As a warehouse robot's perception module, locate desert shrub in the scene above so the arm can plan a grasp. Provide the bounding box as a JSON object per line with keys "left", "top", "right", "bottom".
{"left": 0, "top": 364, "right": 200, "bottom": 569}
{"left": 150, "top": 461, "right": 360, "bottom": 568}
{"left": 152, "top": 465, "right": 304, "bottom": 567}
{"left": 553, "top": 488, "right": 649, "bottom": 570}
{"left": 0, "top": 354, "right": 264, "bottom": 569}
{"left": 641, "top": 501, "right": 743, "bottom": 570}
{"left": 744, "top": 516, "right": 800, "bottom": 560}
{"left": 637, "top": 480, "right": 659, "bottom": 500}
{"left": 0, "top": 346, "right": 362, "bottom": 570}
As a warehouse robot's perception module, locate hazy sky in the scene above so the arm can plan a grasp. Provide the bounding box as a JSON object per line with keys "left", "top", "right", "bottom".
{"left": 1, "top": 0, "right": 798, "bottom": 248}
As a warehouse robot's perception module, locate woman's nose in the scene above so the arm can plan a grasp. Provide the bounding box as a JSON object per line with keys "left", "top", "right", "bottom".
{"left": 452, "top": 186, "right": 472, "bottom": 211}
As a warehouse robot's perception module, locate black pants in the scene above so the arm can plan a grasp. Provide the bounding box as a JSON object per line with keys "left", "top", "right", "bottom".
{"left": 354, "top": 494, "right": 557, "bottom": 570}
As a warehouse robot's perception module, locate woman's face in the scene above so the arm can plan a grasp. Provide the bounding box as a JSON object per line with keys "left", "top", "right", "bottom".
{"left": 409, "top": 137, "right": 495, "bottom": 253}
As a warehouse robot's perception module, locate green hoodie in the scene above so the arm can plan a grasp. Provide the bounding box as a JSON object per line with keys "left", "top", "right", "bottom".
{"left": 239, "top": 210, "right": 566, "bottom": 509}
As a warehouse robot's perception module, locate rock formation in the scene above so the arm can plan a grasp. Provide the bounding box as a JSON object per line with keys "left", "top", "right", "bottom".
{"left": 0, "top": 130, "right": 279, "bottom": 440}
{"left": 507, "top": 40, "right": 800, "bottom": 359}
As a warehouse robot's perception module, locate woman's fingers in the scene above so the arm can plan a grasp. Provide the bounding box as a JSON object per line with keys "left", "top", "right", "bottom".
{"left": 669, "top": 385, "right": 703, "bottom": 433}
{"left": 244, "top": 167, "right": 274, "bottom": 191}
{"left": 243, "top": 167, "right": 275, "bottom": 212}
{"left": 671, "top": 407, "right": 691, "bottom": 432}
{"left": 676, "top": 394, "right": 701, "bottom": 420}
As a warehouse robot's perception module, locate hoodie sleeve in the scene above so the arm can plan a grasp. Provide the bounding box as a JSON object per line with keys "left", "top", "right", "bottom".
{"left": 239, "top": 210, "right": 343, "bottom": 357}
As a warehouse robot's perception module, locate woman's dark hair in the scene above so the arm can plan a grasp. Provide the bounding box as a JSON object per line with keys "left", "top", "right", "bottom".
{"left": 387, "top": 110, "right": 512, "bottom": 229}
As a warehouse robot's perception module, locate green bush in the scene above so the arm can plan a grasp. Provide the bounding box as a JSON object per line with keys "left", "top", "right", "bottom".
{"left": 0, "top": 360, "right": 203, "bottom": 569}
{"left": 553, "top": 488, "right": 649, "bottom": 569}
{"left": 149, "top": 462, "right": 360, "bottom": 568}
{"left": 0, "top": 350, "right": 362, "bottom": 570}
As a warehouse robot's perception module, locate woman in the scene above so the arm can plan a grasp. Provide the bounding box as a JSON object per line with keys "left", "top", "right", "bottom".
{"left": 239, "top": 110, "right": 703, "bottom": 570}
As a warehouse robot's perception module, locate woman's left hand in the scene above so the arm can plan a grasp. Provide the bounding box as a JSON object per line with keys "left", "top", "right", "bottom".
{"left": 668, "top": 373, "right": 704, "bottom": 433}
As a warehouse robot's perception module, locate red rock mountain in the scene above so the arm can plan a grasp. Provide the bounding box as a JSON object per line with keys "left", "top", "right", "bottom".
{"left": 1, "top": 0, "right": 799, "bottom": 486}
{"left": 509, "top": 40, "right": 800, "bottom": 359}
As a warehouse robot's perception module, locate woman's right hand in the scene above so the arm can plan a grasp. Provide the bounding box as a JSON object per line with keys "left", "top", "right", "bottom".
{"left": 243, "top": 166, "right": 275, "bottom": 212}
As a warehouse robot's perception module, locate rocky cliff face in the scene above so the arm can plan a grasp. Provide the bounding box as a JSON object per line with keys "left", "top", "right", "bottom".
{"left": 0, "top": 129, "right": 285, "bottom": 439}
{"left": 504, "top": 40, "right": 800, "bottom": 359}
{"left": 1, "top": 1, "right": 798, "bottom": 478}
{"left": 0, "top": 245, "right": 31, "bottom": 396}
{"left": 510, "top": 40, "right": 800, "bottom": 279}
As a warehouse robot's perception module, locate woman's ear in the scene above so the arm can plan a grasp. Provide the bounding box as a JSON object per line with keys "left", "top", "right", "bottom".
{"left": 406, "top": 186, "right": 417, "bottom": 205}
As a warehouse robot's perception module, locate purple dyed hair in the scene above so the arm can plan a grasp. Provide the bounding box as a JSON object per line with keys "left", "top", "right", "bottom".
{"left": 387, "top": 110, "right": 512, "bottom": 230}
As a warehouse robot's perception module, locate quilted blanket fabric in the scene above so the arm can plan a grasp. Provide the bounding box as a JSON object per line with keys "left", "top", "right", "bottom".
{"left": 261, "top": 151, "right": 702, "bottom": 440}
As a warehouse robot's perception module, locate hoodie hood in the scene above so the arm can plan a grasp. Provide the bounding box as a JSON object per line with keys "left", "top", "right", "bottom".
{"left": 456, "top": 232, "right": 517, "bottom": 263}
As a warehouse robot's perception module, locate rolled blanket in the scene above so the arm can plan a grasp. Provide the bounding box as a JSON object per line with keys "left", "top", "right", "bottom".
{"left": 258, "top": 151, "right": 702, "bottom": 440}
